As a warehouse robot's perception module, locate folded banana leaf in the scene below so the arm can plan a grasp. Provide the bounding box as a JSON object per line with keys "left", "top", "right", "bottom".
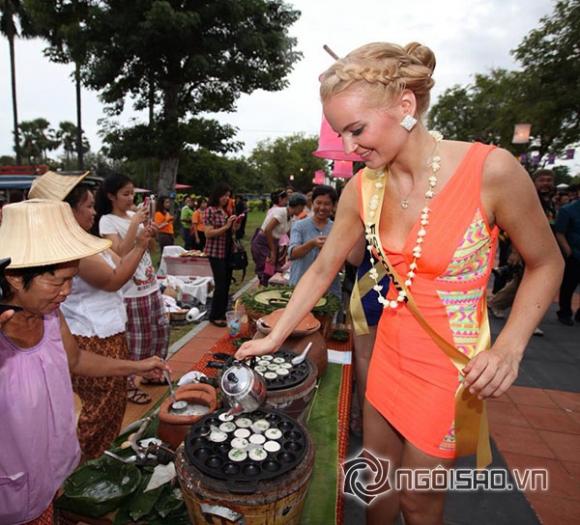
{"left": 155, "top": 485, "right": 185, "bottom": 518}
{"left": 114, "top": 481, "right": 187, "bottom": 524}
{"left": 56, "top": 458, "right": 141, "bottom": 517}
{"left": 128, "top": 474, "right": 165, "bottom": 522}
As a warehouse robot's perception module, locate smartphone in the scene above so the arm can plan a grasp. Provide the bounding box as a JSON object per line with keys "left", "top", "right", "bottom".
{"left": 142, "top": 196, "right": 154, "bottom": 227}
{"left": 148, "top": 196, "right": 156, "bottom": 226}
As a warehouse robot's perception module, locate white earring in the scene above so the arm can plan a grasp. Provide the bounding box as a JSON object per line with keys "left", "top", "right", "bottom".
{"left": 400, "top": 114, "right": 417, "bottom": 132}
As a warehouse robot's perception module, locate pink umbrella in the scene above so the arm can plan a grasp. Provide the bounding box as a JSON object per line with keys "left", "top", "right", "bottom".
{"left": 332, "top": 160, "right": 353, "bottom": 179}
{"left": 313, "top": 170, "right": 326, "bottom": 184}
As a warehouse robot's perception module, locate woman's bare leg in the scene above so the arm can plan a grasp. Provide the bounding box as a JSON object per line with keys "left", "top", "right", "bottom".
{"left": 353, "top": 326, "right": 378, "bottom": 421}
{"left": 399, "top": 441, "right": 455, "bottom": 525}
{"left": 363, "top": 400, "right": 404, "bottom": 525}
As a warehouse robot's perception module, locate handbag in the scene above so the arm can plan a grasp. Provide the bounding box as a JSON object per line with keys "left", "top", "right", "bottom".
{"left": 229, "top": 239, "right": 248, "bottom": 280}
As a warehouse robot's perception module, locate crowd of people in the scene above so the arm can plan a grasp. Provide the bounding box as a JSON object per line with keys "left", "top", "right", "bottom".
{"left": 489, "top": 169, "right": 580, "bottom": 331}
{"left": 0, "top": 38, "right": 577, "bottom": 525}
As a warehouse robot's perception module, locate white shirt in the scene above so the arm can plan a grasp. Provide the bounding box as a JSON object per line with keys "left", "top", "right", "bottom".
{"left": 61, "top": 251, "right": 128, "bottom": 338}
{"left": 99, "top": 212, "right": 159, "bottom": 298}
{"left": 261, "top": 206, "right": 289, "bottom": 239}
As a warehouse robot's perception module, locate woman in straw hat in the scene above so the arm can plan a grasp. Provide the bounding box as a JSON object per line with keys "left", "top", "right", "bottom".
{"left": 0, "top": 199, "right": 168, "bottom": 525}
{"left": 236, "top": 42, "right": 563, "bottom": 524}
{"left": 94, "top": 173, "right": 170, "bottom": 403}
{"left": 31, "top": 170, "right": 158, "bottom": 458}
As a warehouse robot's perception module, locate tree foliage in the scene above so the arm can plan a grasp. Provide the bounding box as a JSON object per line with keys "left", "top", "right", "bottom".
{"left": 58, "top": 121, "right": 90, "bottom": 167}
{"left": 429, "top": 0, "right": 580, "bottom": 162}
{"left": 24, "top": 0, "right": 93, "bottom": 169}
{"left": 429, "top": 69, "right": 528, "bottom": 150}
{"left": 18, "top": 118, "right": 59, "bottom": 163}
{"left": 248, "top": 134, "right": 327, "bottom": 192}
{"left": 1, "top": 0, "right": 35, "bottom": 163}
{"left": 81, "top": 0, "right": 302, "bottom": 194}
{"left": 511, "top": 0, "right": 580, "bottom": 155}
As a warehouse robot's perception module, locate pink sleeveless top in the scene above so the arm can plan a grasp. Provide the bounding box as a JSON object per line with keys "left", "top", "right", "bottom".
{"left": 0, "top": 311, "right": 80, "bottom": 524}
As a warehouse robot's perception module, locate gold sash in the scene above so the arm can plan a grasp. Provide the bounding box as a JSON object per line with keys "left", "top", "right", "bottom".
{"left": 360, "top": 168, "right": 492, "bottom": 469}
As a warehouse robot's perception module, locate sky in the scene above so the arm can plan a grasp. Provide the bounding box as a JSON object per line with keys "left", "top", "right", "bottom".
{"left": 2, "top": 0, "right": 576, "bottom": 173}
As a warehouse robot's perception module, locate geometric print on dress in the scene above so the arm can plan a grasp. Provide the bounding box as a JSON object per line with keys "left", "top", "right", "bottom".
{"left": 439, "top": 420, "right": 456, "bottom": 451}
{"left": 437, "top": 209, "right": 492, "bottom": 283}
{"left": 437, "top": 288, "right": 484, "bottom": 358}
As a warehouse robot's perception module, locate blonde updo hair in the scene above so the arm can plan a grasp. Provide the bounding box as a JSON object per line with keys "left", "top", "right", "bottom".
{"left": 320, "top": 42, "right": 436, "bottom": 116}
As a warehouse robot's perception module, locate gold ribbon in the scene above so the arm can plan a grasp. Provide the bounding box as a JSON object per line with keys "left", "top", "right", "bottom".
{"left": 349, "top": 262, "right": 387, "bottom": 336}
{"left": 360, "top": 168, "right": 492, "bottom": 469}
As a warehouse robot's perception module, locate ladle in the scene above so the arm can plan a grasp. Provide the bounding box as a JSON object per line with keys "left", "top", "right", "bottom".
{"left": 291, "top": 342, "right": 313, "bottom": 366}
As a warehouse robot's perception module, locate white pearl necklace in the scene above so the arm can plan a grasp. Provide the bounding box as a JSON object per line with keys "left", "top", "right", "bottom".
{"left": 365, "top": 130, "right": 443, "bottom": 309}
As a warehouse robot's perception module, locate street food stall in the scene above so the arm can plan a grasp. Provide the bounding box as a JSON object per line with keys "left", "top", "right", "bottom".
{"left": 56, "top": 287, "right": 351, "bottom": 525}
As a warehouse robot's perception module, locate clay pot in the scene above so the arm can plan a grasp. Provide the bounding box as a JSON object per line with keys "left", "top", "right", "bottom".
{"left": 158, "top": 384, "right": 219, "bottom": 450}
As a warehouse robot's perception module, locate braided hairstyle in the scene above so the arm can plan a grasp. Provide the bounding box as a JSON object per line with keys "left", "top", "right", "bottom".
{"left": 320, "top": 42, "right": 436, "bottom": 116}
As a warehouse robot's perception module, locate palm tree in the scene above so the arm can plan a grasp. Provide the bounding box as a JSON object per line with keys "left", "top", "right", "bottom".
{"left": 19, "top": 118, "right": 60, "bottom": 164}
{"left": 24, "top": 0, "right": 91, "bottom": 170}
{"left": 58, "top": 120, "right": 89, "bottom": 168}
{"left": 0, "top": 0, "right": 33, "bottom": 165}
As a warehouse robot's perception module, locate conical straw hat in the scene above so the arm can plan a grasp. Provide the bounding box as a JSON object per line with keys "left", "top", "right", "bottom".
{"left": 0, "top": 199, "right": 111, "bottom": 269}
{"left": 28, "top": 170, "right": 89, "bottom": 201}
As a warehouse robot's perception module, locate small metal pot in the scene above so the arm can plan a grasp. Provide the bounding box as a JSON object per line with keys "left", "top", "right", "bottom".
{"left": 220, "top": 361, "right": 266, "bottom": 415}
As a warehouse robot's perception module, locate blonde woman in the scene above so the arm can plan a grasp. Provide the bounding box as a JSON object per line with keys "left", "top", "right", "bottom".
{"left": 236, "top": 42, "right": 563, "bottom": 524}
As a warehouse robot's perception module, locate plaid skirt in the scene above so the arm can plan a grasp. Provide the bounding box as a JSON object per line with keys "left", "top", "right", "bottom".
{"left": 71, "top": 332, "right": 129, "bottom": 460}
{"left": 124, "top": 290, "right": 169, "bottom": 361}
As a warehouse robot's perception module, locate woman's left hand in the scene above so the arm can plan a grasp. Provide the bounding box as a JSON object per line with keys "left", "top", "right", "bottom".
{"left": 461, "top": 346, "right": 522, "bottom": 400}
{"left": 135, "top": 356, "right": 170, "bottom": 381}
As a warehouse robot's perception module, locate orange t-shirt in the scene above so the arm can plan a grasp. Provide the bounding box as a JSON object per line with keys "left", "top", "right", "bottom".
{"left": 191, "top": 209, "right": 205, "bottom": 233}
{"left": 154, "top": 211, "right": 174, "bottom": 234}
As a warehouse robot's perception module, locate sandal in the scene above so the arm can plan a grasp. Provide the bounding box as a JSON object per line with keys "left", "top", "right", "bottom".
{"left": 127, "top": 386, "right": 151, "bottom": 404}
{"left": 140, "top": 377, "right": 167, "bottom": 386}
{"left": 210, "top": 319, "right": 227, "bottom": 328}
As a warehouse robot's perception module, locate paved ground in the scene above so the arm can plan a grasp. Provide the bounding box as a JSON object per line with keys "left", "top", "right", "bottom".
{"left": 344, "top": 303, "right": 580, "bottom": 525}
{"left": 120, "top": 298, "right": 579, "bottom": 525}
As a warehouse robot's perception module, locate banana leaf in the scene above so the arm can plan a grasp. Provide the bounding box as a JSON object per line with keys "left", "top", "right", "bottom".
{"left": 114, "top": 481, "right": 187, "bottom": 524}
{"left": 155, "top": 485, "right": 185, "bottom": 518}
{"left": 56, "top": 458, "right": 141, "bottom": 517}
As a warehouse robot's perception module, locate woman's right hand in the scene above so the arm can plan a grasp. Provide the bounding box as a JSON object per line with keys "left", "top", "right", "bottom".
{"left": 226, "top": 215, "right": 237, "bottom": 229}
{"left": 132, "top": 206, "right": 149, "bottom": 225}
{"left": 235, "top": 336, "right": 280, "bottom": 360}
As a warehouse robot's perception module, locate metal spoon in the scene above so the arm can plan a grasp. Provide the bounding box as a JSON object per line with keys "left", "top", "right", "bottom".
{"left": 163, "top": 369, "right": 176, "bottom": 404}
{"left": 291, "top": 342, "right": 313, "bottom": 366}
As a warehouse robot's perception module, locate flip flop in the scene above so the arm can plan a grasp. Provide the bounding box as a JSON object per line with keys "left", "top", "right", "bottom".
{"left": 210, "top": 319, "right": 227, "bottom": 328}
{"left": 140, "top": 377, "right": 167, "bottom": 386}
{"left": 127, "top": 386, "right": 151, "bottom": 404}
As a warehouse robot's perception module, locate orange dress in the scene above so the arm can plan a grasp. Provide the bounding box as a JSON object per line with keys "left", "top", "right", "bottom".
{"left": 364, "top": 143, "right": 498, "bottom": 459}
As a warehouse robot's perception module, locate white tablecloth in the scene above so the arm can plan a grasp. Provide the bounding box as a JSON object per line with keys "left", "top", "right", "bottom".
{"left": 161, "top": 275, "right": 214, "bottom": 305}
